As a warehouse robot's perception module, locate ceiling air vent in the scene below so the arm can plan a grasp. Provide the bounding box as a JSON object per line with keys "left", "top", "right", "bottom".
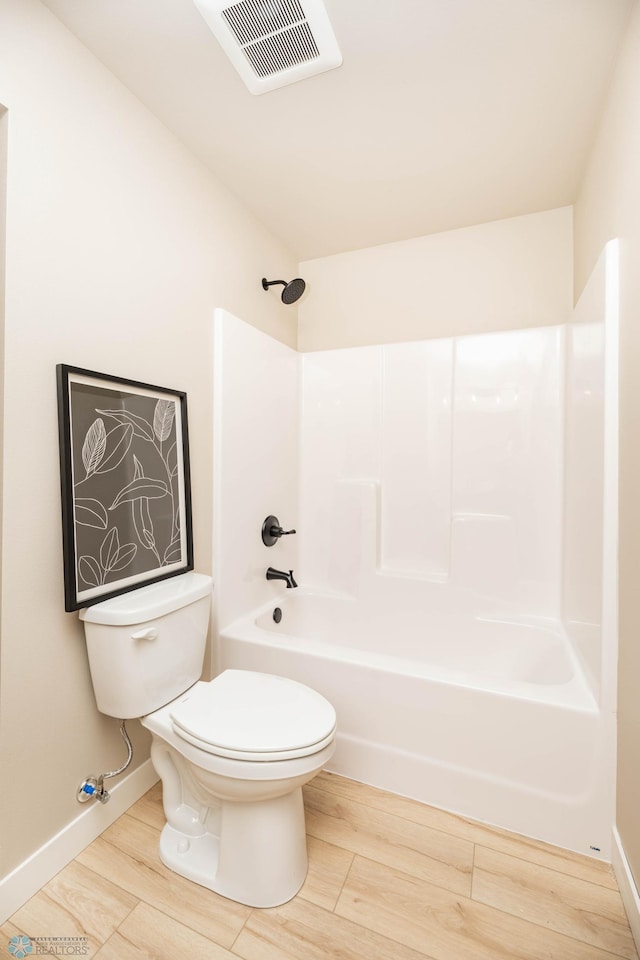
{"left": 193, "top": 0, "right": 342, "bottom": 94}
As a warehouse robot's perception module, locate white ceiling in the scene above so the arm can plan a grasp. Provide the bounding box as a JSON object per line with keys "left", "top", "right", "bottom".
{"left": 41, "top": 0, "right": 633, "bottom": 261}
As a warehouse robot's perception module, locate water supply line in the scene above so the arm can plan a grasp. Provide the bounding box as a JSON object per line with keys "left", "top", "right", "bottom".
{"left": 77, "top": 719, "right": 133, "bottom": 804}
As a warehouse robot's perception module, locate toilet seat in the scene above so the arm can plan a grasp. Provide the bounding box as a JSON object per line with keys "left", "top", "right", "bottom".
{"left": 170, "top": 670, "right": 337, "bottom": 762}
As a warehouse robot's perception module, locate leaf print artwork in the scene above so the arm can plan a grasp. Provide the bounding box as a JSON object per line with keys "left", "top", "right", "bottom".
{"left": 153, "top": 398, "right": 176, "bottom": 442}
{"left": 95, "top": 422, "right": 134, "bottom": 474}
{"left": 99, "top": 408, "right": 180, "bottom": 544}
{"left": 81, "top": 418, "right": 106, "bottom": 477}
{"left": 167, "top": 441, "right": 178, "bottom": 478}
{"left": 75, "top": 498, "right": 109, "bottom": 529}
{"left": 78, "top": 554, "right": 102, "bottom": 587}
{"left": 108, "top": 542, "right": 137, "bottom": 573}
{"left": 164, "top": 538, "right": 182, "bottom": 564}
{"left": 128, "top": 456, "right": 160, "bottom": 557}
{"left": 58, "top": 364, "right": 192, "bottom": 610}
{"left": 110, "top": 477, "right": 169, "bottom": 510}
{"left": 133, "top": 496, "right": 159, "bottom": 560}
{"left": 96, "top": 408, "right": 155, "bottom": 441}
{"left": 78, "top": 527, "right": 137, "bottom": 587}
{"left": 100, "top": 527, "right": 120, "bottom": 571}
{"left": 133, "top": 454, "right": 144, "bottom": 481}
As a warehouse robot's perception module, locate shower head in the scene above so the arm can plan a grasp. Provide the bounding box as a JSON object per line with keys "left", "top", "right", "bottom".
{"left": 261, "top": 277, "right": 306, "bottom": 305}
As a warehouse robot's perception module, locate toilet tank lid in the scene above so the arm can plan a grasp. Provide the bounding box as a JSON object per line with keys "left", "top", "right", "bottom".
{"left": 79, "top": 572, "right": 212, "bottom": 626}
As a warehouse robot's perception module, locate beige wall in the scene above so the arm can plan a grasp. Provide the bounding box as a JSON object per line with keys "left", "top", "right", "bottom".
{"left": 0, "top": 104, "right": 9, "bottom": 696}
{"left": 574, "top": 0, "right": 640, "bottom": 887}
{"left": 298, "top": 207, "right": 573, "bottom": 352}
{"left": 0, "top": 0, "right": 297, "bottom": 880}
{"left": 0, "top": 107, "right": 6, "bottom": 678}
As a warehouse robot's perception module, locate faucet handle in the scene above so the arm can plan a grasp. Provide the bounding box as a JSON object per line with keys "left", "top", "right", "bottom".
{"left": 262, "top": 515, "right": 297, "bottom": 546}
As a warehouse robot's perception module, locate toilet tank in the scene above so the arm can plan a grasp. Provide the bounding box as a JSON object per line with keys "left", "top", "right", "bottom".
{"left": 80, "top": 572, "right": 213, "bottom": 719}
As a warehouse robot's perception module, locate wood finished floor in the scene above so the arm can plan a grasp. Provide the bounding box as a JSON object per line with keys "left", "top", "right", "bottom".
{"left": 3, "top": 772, "right": 638, "bottom": 960}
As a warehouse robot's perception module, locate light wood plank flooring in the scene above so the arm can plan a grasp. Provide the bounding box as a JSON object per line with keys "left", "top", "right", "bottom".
{"left": 3, "top": 772, "right": 638, "bottom": 960}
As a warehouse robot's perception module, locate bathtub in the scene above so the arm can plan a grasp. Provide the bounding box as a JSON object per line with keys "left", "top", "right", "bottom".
{"left": 217, "top": 591, "right": 611, "bottom": 857}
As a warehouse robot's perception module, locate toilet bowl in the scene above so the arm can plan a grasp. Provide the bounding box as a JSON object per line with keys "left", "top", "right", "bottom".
{"left": 142, "top": 670, "right": 336, "bottom": 907}
{"left": 80, "top": 574, "right": 337, "bottom": 908}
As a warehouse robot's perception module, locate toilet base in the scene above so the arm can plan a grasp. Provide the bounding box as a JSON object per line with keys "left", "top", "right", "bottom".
{"left": 158, "top": 786, "right": 309, "bottom": 908}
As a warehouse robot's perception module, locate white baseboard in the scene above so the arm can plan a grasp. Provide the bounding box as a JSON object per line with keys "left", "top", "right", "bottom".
{"left": 612, "top": 825, "right": 640, "bottom": 952}
{"left": 0, "top": 759, "right": 158, "bottom": 924}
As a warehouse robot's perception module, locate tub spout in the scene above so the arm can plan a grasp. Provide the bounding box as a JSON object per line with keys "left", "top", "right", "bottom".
{"left": 266, "top": 567, "right": 298, "bottom": 589}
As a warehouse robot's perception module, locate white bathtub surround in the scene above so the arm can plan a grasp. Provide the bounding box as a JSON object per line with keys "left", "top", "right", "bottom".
{"left": 213, "top": 248, "right": 618, "bottom": 857}
{"left": 563, "top": 244, "right": 620, "bottom": 706}
{"left": 563, "top": 317, "right": 605, "bottom": 696}
{"left": 300, "top": 326, "right": 565, "bottom": 616}
{"left": 213, "top": 309, "right": 299, "bottom": 637}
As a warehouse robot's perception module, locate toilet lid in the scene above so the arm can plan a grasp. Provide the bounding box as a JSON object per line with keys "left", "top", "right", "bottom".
{"left": 170, "top": 670, "right": 336, "bottom": 759}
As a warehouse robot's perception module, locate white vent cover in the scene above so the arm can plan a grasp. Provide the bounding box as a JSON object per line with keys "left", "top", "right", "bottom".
{"left": 193, "top": 0, "right": 342, "bottom": 94}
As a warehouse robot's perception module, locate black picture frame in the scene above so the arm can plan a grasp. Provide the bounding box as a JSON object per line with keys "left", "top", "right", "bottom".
{"left": 56, "top": 364, "right": 194, "bottom": 611}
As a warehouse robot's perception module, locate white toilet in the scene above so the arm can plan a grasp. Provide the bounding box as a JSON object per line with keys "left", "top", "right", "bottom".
{"left": 80, "top": 572, "right": 336, "bottom": 908}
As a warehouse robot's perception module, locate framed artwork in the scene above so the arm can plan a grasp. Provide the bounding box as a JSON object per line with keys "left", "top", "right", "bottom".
{"left": 56, "top": 364, "right": 194, "bottom": 611}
